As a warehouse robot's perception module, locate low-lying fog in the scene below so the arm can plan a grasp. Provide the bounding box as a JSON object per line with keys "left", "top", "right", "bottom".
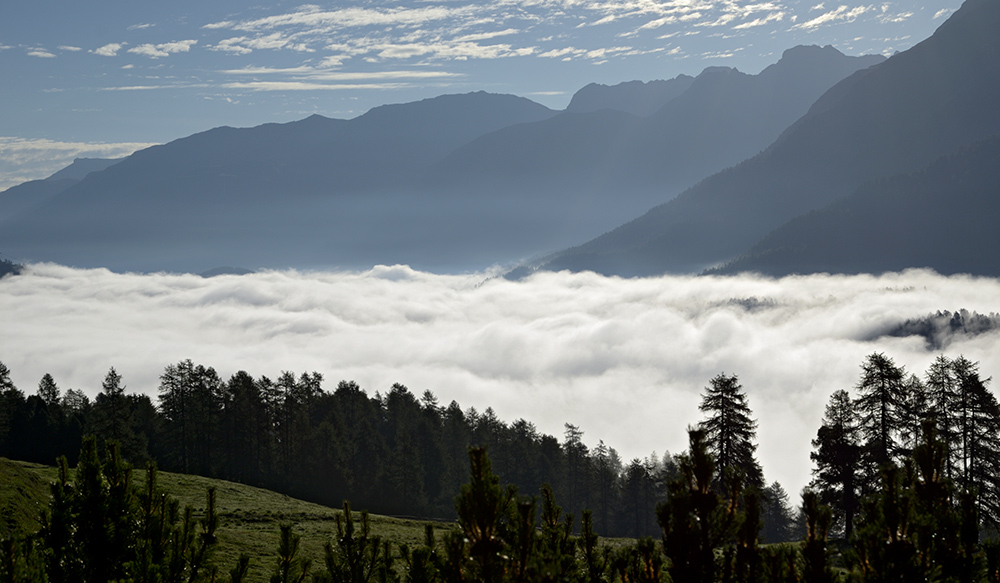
{"left": 3, "top": 263, "right": 999, "bottom": 497}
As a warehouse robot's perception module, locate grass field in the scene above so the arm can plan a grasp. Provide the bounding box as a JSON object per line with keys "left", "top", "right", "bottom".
{"left": 0, "top": 457, "right": 458, "bottom": 582}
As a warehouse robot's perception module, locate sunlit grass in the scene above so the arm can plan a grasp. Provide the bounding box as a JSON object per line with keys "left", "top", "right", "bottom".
{"left": 1, "top": 458, "right": 457, "bottom": 582}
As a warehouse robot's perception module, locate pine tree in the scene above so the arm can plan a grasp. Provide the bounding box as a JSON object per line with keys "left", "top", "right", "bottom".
{"left": 699, "top": 373, "right": 764, "bottom": 491}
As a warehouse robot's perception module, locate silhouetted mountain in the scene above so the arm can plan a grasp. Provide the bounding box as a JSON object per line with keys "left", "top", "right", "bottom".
{"left": 709, "top": 135, "right": 1000, "bottom": 277}
{"left": 46, "top": 157, "right": 119, "bottom": 181}
{"left": 427, "top": 46, "right": 883, "bottom": 227}
{"left": 565, "top": 76, "right": 695, "bottom": 116}
{"left": 535, "top": 0, "right": 1000, "bottom": 276}
{"left": 0, "top": 178, "right": 78, "bottom": 223}
{"left": 0, "top": 92, "right": 556, "bottom": 272}
{"left": 0, "top": 158, "right": 121, "bottom": 222}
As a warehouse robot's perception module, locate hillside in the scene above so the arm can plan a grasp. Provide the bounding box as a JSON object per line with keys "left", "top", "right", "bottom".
{"left": 0, "top": 457, "right": 455, "bottom": 583}
{"left": 711, "top": 135, "right": 1000, "bottom": 276}
{"left": 535, "top": 0, "right": 1000, "bottom": 277}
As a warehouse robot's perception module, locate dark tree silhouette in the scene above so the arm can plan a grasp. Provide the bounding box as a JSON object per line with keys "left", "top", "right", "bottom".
{"left": 854, "top": 352, "right": 907, "bottom": 492}
{"left": 698, "top": 373, "right": 764, "bottom": 491}
{"left": 810, "top": 388, "right": 862, "bottom": 538}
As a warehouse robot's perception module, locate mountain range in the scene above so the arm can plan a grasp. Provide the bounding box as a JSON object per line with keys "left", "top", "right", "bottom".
{"left": 0, "top": 43, "right": 884, "bottom": 274}
{"left": 531, "top": 0, "right": 1000, "bottom": 277}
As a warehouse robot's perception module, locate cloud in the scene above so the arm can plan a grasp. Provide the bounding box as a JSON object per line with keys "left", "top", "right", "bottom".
{"left": 222, "top": 67, "right": 460, "bottom": 82}
{"left": 791, "top": 4, "right": 872, "bottom": 30}
{"left": 0, "top": 137, "right": 158, "bottom": 191}
{"left": 27, "top": 49, "right": 56, "bottom": 58}
{"left": 127, "top": 40, "right": 198, "bottom": 58}
{"left": 933, "top": 8, "right": 953, "bottom": 19}
{"left": 2, "top": 266, "right": 998, "bottom": 498}
{"left": 92, "top": 43, "right": 125, "bottom": 56}
{"left": 203, "top": 5, "right": 471, "bottom": 33}
{"left": 732, "top": 12, "right": 786, "bottom": 29}
{"left": 58, "top": 46, "right": 83, "bottom": 52}
{"left": 128, "top": 23, "right": 156, "bottom": 30}
{"left": 220, "top": 81, "right": 411, "bottom": 91}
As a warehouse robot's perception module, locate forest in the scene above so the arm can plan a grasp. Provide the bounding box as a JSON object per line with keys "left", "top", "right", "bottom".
{"left": 1, "top": 352, "right": 999, "bottom": 581}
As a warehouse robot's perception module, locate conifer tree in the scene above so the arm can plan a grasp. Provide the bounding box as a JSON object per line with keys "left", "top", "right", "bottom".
{"left": 699, "top": 373, "right": 764, "bottom": 491}
{"left": 37, "top": 374, "right": 60, "bottom": 407}
{"left": 658, "top": 428, "right": 740, "bottom": 583}
{"left": 810, "top": 389, "right": 862, "bottom": 538}
{"left": 854, "top": 353, "right": 907, "bottom": 493}
{"left": 454, "top": 447, "right": 510, "bottom": 583}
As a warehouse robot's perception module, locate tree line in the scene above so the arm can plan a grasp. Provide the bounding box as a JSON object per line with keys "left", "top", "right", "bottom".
{"left": 0, "top": 360, "right": 798, "bottom": 540}
{"left": 5, "top": 415, "right": 1000, "bottom": 582}
{"left": 1, "top": 351, "right": 997, "bottom": 545}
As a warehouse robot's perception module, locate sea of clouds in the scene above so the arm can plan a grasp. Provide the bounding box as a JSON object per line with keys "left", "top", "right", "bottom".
{"left": 3, "top": 263, "right": 999, "bottom": 496}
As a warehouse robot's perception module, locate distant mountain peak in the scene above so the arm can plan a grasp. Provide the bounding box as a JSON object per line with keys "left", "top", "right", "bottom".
{"left": 565, "top": 75, "right": 695, "bottom": 117}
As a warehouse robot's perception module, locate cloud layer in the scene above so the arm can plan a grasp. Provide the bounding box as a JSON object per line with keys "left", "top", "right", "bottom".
{"left": 3, "top": 264, "right": 998, "bottom": 495}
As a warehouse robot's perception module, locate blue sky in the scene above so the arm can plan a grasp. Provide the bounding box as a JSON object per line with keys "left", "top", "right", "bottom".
{"left": 0, "top": 0, "right": 961, "bottom": 189}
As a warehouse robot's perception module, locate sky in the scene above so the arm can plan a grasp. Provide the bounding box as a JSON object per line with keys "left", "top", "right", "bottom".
{"left": 3, "top": 264, "right": 999, "bottom": 497}
{"left": 0, "top": 0, "right": 963, "bottom": 190}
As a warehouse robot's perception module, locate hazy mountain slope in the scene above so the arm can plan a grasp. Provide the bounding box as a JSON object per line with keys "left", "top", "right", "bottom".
{"left": 0, "top": 158, "right": 121, "bottom": 222}
{"left": 711, "top": 135, "right": 1000, "bottom": 276}
{"left": 564, "top": 75, "right": 695, "bottom": 116}
{"left": 536, "top": 0, "right": 1000, "bottom": 276}
{"left": 429, "top": 46, "right": 883, "bottom": 219}
{"left": 0, "top": 178, "right": 77, "bottom": 222}
{"left": 45, "top": 157, "right": 119, "bottom": 181}
{"left": 0, "top": 93, "right": 557, "bottom": 271}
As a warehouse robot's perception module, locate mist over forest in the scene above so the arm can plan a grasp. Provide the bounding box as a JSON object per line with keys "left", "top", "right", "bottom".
{"left": 3, "top": 263, "right": 999, "bottom": 497}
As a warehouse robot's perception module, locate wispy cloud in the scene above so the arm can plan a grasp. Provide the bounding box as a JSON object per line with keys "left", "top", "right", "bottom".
{"left": 732, "top": 11, "right": 786, "bottom": 29}
{"left": 220, "top": 81, "right": 412, "bottom": 91}
{"left": 127, "top": 40, "right": 198, "bottom": 58}
{"left": 203, "top": 5, "right": 472, "bottom": 33}
{"left": 2, "top": 266, "right": 998, "bottom": 498}
{"left": 27, "top": 48, "right": 57, "bottom": 58}
{"left": 792, "top": 4, "right": 872, "bottom": 30}
{"left": 58, "top": 45, "right": 83, "bottom": 52}
{"left": 0, "top": 137, "right": 158, "bottom": 191}
{"left": 221, "top": 67, "right": 460, "bottom": 81}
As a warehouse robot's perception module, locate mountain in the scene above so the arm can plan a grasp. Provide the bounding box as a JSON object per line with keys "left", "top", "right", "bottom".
{"left": 0, "top": 92, "right": 556, "bottom": 272}
{"left": 0, "top": 178, "right": 78, "bottom": 223}
{"left": 564, "top": 75, "right": 695, "bottom": 116}
{"left": 710, "top": 135, "right": 1000, "bottom": 276}
{"left": 425, "top": 46, "right": 884, "bottom": 228}
{"left": 45, "top": 157, "right": 120, "bottom": 181}
{"left": 0, "top": 46, "right": 883, "bottom": 273}
{"left": 534, "top": 0, "right": 1000, "bottom": 276}
{"left": 0, "top": 158, "right": 120, "bottom": 222}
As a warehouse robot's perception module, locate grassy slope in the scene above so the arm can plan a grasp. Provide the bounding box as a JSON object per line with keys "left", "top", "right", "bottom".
{"left": 0, "top": 458, "right": 457, "bottom": 582}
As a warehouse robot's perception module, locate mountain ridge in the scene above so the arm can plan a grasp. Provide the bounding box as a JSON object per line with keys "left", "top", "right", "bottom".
{"left": 532, "top": 0, "right": 1000, "bottom": 277}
